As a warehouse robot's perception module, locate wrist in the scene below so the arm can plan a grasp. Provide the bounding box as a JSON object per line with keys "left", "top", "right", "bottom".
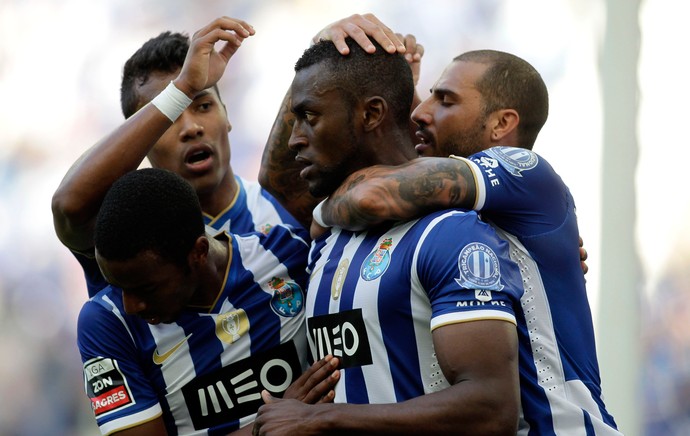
{"left": 150, "top": 81, "right": 193, "bottom": 122}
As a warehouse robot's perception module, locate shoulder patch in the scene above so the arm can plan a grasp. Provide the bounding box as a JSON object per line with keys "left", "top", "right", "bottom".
{"left": 455, "top": 243, "right": 504, "bottom": 291}
{"left": 484, "top": 146, "right": 538, "bottom": 177}
{"left": 83, "top": 357, "right": 135, "bottom": 418}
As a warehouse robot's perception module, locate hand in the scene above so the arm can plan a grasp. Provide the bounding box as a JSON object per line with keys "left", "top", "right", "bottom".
{"left": 579, "top": 236, "right": 589, "bottom": 275}
{"left": 174, "top": 16, "right": 255, "bottom": 97}
{"left": 282, "top": 355, "right": 339, "bottom": 404}
{"left": 398, "top": 33, "right": 424, "bottom": 86}
{"left": 312, "top": 13, "right": 405, "bottom": 55}
{"left": 253, "top": 394, "right": 324, "bottom": 436}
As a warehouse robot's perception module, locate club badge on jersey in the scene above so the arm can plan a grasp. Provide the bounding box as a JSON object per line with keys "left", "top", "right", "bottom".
{"left": 455, "top": 242, "right": 504, "bottom": 291}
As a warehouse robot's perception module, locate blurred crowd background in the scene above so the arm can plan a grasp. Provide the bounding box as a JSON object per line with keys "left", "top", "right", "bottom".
{"left": 1, "top": 0, "right": 688, "bottom": 434}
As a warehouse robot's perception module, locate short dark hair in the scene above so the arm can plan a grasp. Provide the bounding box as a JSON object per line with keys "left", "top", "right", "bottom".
{"left": 295, "top": 38, "right": 414, "bottom": 129}
{"left": 95, "top": 168, "right": 205, "bottom": 266}
{"left": 120, "top": 31, "right": 189, "bottom": 118}
{"left": 454, "top": 50, "right": 549, "bottom": 149}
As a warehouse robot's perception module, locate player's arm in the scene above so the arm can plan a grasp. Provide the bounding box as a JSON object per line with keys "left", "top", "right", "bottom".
{"left": 258, "top": 13, "right": 411, "bottom": 228}
{"left": 253, "top": 320, "right": 519, "bottom": 435}
{"left": 113, "top": 418, "right": 168, "bottom": 436}
{"left": 51, "top": 17, "right": 254, "bottom": 253}
{"left": 315, "top": 157, "right": 476, "bottom": 233}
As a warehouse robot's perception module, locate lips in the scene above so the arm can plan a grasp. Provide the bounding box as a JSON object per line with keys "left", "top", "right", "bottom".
{"left": 414, "top": 129, "right": 435, "bottom": 155}
{"left": 295, "top": 155, "right": 312, "bottom": 180}
{"left": 184, "top": 143, "right": 214, "bottom": 172}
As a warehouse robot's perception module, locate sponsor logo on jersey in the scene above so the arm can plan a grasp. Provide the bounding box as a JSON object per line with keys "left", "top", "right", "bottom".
{"left": 307, "top": 309, "right": 373, "bottom": 369}
{"left": 331, "top": 259, "right": 350, "bottom": 300}
{"left": 485, "top": 146, "right": 539, "bottom": 177}
{"left": 455, "top": 243, "right": 504, "bottom": 291}
{"left": 268, "top": 277, "right": 304, "bottom": 317}
{"left": 216, "top": 310, "right": 250, "bottom": 344}
{"left": 360, "top": 238, "right": 393, "bottom": 281}
{"left": 153, "top": 333, "right": 193, "bottom": 364}
{"left": 182, "top": 340, "right": 302, "bottom": 429}
{"left": 83, "top": 357, "right": 134, "bottom": 418}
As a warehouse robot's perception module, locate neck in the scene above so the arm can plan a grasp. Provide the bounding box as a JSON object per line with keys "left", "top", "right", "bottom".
{"left": 367, "top": 126, "right": 418, "bottom": 166}
{"left": 197, "top": 170, "right": 239, "bottom": 217}
{"left": 190, "top": 234, "right": 230, "bottom": 307}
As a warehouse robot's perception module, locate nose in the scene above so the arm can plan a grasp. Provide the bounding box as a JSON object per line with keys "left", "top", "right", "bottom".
{"left": 123, "top": 292, "right": 147, "bottom": 316}
{"left": 411, "top": 98, "right": 431, "bottom": 128}
{"left": 177, "top": 111, "right": 204, "bottom": 142}
{"left": 287, "top": 120, "right": 307, "bottom": 152}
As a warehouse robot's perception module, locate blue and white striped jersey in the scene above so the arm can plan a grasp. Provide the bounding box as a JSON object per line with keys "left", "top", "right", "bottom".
{"left": 306, "top": 209, "right": 524, "bottom": 404}
{"left": 76, "top": 176, "right": 303, "bottom": 297}
{"left": 77, "top": 226, "right": 309, "bottom": 435}
{"left": 455, "top": 146, "right": 621, "bottom": 435}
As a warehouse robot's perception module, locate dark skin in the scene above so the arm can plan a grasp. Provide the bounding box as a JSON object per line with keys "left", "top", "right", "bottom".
{"left": 253, "top": 51, "right": 520, "bottom": 435}
{"left": 258, "top": 14, "right": 424, "bottom": 229}
{"left": 98, "top": 234, "right": 341, "bottom": 436}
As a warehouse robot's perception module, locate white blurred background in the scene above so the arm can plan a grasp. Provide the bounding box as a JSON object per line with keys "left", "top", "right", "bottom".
{"left": 0, "top": 0, "right": 688, "bottom": 434}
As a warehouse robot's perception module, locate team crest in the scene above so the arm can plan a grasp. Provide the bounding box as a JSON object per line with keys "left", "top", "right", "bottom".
{"left": 259, "top": 223, "right": 273, "bottom": 235}
{"left": 268, "top": 277, "right": 304, "bottom": 317}
{"left": 455, "top": 243, "right": 504, "bottom": 291}
{"left": 361, "top": 238, "right": 393, "bottom": 281}
{"left": 216, "top": 309, "right": 250, "bottom": 344}
{"left": 484, "top": 146, "right": 538, "bottom": 177}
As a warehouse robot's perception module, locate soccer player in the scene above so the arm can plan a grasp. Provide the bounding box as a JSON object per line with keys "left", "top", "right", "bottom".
{"left": 78, "top": 168, "right": 336, "bottom": 435}
{"left": 256, "top": 14, "right": 620, "bottom": 435}
{"left": 254, "top": 37, "right": 526, "bottom": 435}
{"left": 51, "top": 17, "right": 289, "bottom": 296}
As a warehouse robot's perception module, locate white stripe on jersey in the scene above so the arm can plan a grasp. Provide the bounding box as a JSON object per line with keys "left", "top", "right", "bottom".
{"left": 99, "top": 405, "right": 162, "bottom": 436}
{"left": 494, "top": 227, "right": 621, "bottom": 435}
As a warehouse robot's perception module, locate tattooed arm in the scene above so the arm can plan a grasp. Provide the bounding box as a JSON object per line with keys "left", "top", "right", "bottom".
{"left": 258, "top": 90, "right": 322, "bottom": 228}
{"left": 319, "top": 157, "right": 477, "bottom": 231}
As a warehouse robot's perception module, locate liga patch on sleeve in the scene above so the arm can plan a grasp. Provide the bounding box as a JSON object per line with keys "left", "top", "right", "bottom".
{"left": 83, "top": 357, "right": 135, "bottom": 417}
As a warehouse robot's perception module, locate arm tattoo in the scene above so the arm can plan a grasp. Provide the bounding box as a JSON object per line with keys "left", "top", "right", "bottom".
{"left": 322, "top": 158, "right": 476, "bottom": 230}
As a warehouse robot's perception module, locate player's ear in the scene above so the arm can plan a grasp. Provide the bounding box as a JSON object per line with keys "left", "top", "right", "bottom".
{"left": 488, "top": 109, "right": 519, "bottom": 143}
{"left": 188, "top": 236, "right": 210, "bottom": 269}
{"left": 362, "top": 96, "right": 387, "bottom": 132}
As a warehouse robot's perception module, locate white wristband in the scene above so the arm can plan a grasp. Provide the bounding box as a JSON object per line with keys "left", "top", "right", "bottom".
{"left": 312, "top": 198, "right": 330, "bottom": 228}
{"left": 151, "top": 81, "right": 193, "bottom": 122}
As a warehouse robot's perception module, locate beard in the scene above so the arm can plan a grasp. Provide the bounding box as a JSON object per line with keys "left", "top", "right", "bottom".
{"left": 437, "top": 121, "right": 489, "bottom": 158}
{"left": 307, "top": 162, "right": 353, "bottom": 198}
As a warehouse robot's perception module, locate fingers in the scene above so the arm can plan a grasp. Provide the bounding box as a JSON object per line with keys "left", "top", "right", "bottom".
{"left": 398, "top": 33, "right": 424, "bottom": 63}
{"left": 283, "top": 355, "right": 340, "bottom": 403}
{"left": 578, "top": 235, "right": 589, "bottom": 275}
{"left": 192, "top": 16, "right": 255, "bottom": 58}
{"left": 261, "top": 389, "right": 275, "bottom": 404}
{"left": 313, "top": 13, "right": 405, "bottom": 55}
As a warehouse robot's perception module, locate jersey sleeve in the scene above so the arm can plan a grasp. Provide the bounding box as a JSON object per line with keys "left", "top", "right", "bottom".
{"left": 77, "top": 296, "right": 162, "bottom": 434}
{"left": 413, "top": 211, "right": 524, "bottom": 330}
{"left": 452, "top": 146, "right": 571, "bottom": 237}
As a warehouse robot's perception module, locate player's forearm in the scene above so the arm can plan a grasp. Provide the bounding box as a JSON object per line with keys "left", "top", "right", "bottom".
{"left": 258, "top": 89, "right": 322, "bottom": 227}
{"left": 51, "top": 105, "right": 172, "bottom": 251}
{"left": 305, "top": 383, "right": 517, "bottom": 435}
{"left": 321, "top": 157, "right": 477, "bottom": 230}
